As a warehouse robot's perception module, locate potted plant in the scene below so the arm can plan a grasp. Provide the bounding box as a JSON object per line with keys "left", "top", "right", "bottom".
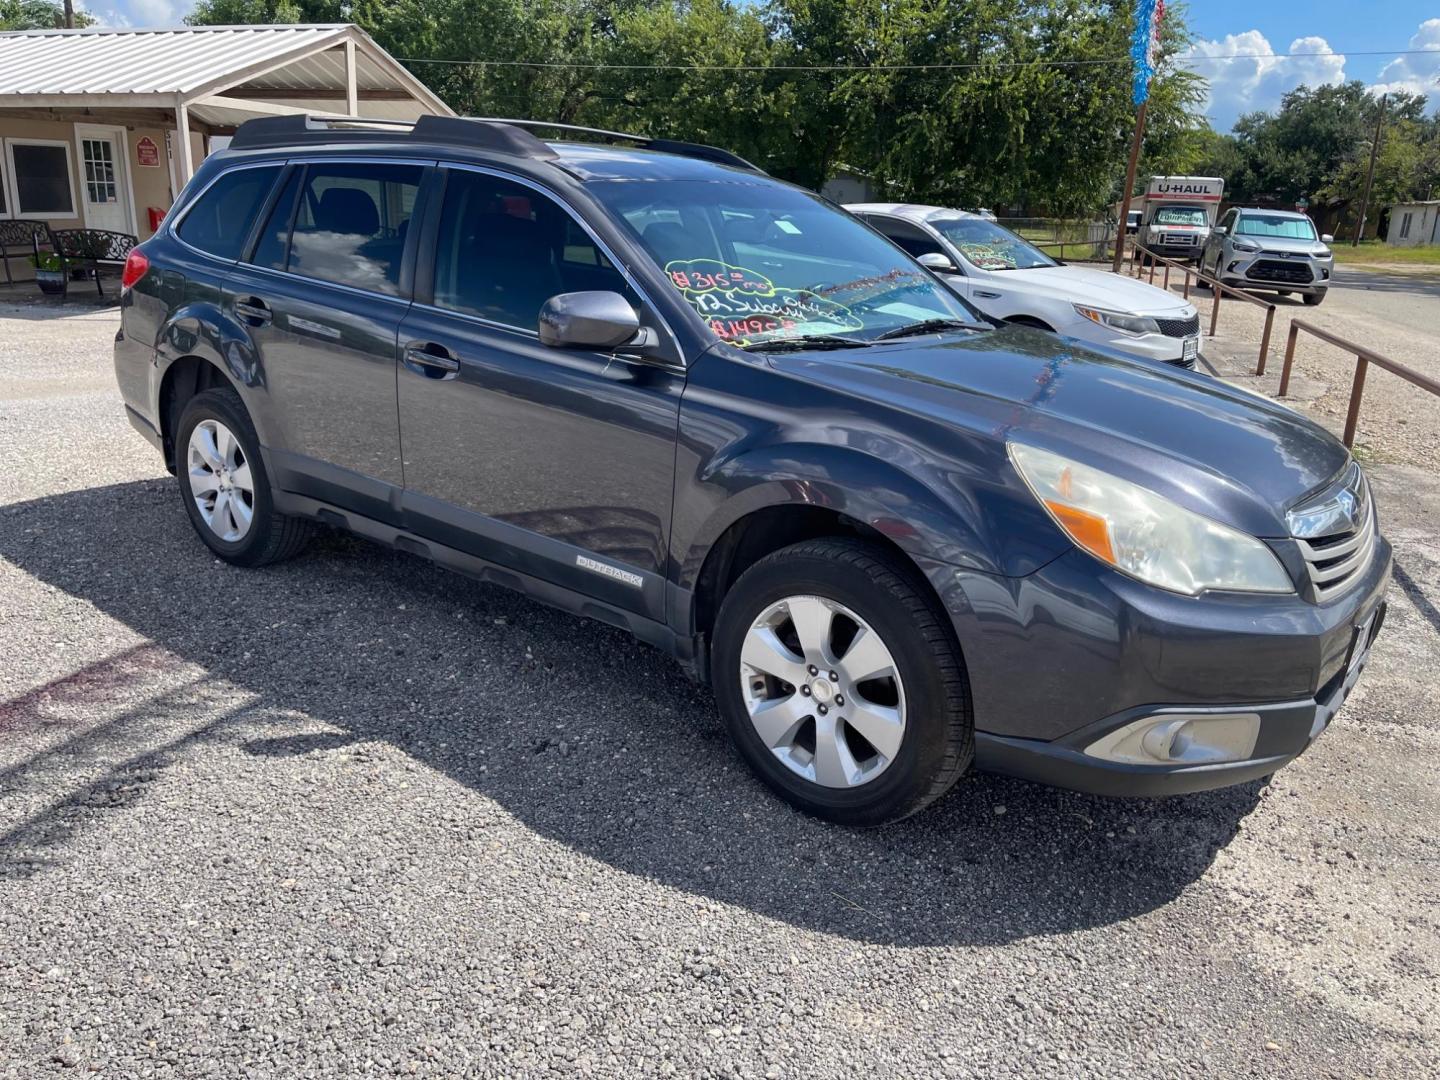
{"left": 31, "top": 252, "right": 65, "bottom": 295}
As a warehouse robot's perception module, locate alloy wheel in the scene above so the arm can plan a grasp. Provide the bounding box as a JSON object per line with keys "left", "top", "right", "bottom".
{"left": 739, "top": 595, "right": 906, "bottom": 788}
{"left": 187, "top": 419, "right": 255, "bottom": 543}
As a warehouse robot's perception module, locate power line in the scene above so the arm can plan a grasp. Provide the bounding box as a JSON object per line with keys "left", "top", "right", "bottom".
{"left": 397, "top": 48, "right": 1439, "bottom": 74}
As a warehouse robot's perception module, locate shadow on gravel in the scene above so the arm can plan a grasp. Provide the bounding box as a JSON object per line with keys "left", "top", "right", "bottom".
{"left": 0, "top": 479, "right": 1268, "bottom": 947}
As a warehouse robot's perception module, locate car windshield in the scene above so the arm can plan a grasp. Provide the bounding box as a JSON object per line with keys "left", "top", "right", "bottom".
{"left": 1153, "top": 205, "right": 1208, "bottom": 226}
{"left": 587, "top": 179, "right": 981, "bottom": 346}
{"left": 927, "top": 217, "right": 1057, "bottom": 271}
{"left": 1236, "top": 214, "right": 1318, "bottom": 241}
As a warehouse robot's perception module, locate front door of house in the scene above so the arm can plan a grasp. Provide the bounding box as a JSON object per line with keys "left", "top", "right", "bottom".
{"left": 74, "top": 124, "right": 133, "bottom": 235}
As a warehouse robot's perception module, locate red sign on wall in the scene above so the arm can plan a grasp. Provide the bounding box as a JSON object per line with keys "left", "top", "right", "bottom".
{"left": 136, "top": 136, "right": 161, "bottom": 167}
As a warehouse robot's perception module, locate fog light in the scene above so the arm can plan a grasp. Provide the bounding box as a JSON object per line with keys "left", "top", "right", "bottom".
{"left": 1085, "top": 712, "right": 1261, "bottom": 766}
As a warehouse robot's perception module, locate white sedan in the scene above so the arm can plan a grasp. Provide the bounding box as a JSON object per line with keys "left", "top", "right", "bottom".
{"left": 846, "top": 203, "right": 1202, "bottom": 368}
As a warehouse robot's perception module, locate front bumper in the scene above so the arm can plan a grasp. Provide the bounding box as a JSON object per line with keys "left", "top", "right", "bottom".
{"left": 1064, "top": 321, "right": 1199, "bottom": 368}
{"left": 925, "top": 532, "right": 1392, "bottom": 797}
{"left": 1223, "top": 251, "right": 1333, "bottom": 294}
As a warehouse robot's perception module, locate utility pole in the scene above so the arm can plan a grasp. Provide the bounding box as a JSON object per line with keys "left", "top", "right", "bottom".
{"left": 1113, "top": 99, "right": 1148, "bottom": 272}
{"left": 1353, "top": 93, "right": 1386, "bottom": 247}
{"left": 63, "top": 0, "right": 74, "bottom": 28}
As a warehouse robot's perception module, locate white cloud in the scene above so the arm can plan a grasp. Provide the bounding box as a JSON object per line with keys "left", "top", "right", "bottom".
{"left": 1183, "top": 31, "right": 1347, "bottom": 130}
{"left": 1371, "top": 18, "right": 1440, "bottom": 100}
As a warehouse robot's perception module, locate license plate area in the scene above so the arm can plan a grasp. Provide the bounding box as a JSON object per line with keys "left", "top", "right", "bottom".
{"left": 1182, "top": 337, "right": 1199, "bottom": 362}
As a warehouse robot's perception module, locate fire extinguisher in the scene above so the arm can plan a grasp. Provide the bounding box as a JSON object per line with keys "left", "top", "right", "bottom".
{"left": 147, "top": 207, "right": 166, "bottom": 232}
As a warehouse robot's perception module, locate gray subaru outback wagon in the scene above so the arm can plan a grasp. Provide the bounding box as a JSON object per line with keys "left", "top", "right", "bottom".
{"left": 113, "top": 115, "right": 1390, "bottom": 825}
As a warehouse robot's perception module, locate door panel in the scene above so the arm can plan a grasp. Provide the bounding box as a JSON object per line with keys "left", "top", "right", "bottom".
{"left": 74, "top": 125, "right": 131, "bottom": 234}
{"left": 223, "top": 161, "right": 425, "bottom": 518}
{"left": 396, "top": 167, "right": 683, "bottom": 619}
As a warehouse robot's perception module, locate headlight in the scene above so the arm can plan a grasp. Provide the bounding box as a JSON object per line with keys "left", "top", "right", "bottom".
{"left": 1073, "top": 305, "right": 1160, "bottom": 336}
{"left": 1232, "top": 238, "right": 1261, "bottom": 253}
{"left": 1315, "top": 246, "right": 1333, "bottom": 259}
{"left": 1008, "top": 443, "right": 1294, "bottom": 596}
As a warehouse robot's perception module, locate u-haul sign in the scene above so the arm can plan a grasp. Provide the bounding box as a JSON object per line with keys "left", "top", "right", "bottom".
{"left": 1146, "top": 176, "right": 1224, "bottom": 202}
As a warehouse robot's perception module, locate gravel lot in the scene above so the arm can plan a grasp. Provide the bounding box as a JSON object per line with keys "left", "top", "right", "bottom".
{"left": 1155, "top": 263, "right": 1440, "bottom": 470}
{"left": 1, "top": 296, "right": 1437, "bottom": 1078}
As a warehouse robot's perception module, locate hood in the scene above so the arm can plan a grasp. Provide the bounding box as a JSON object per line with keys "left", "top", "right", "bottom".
{"left": 1238, "top": 234, "right": 1328, "bottom": 256}
{"left": 779, "top": 328, "right": 1349, "bottom": 538}
{"left": 1003, "top": 265, "right": 1195, "bottom": 317}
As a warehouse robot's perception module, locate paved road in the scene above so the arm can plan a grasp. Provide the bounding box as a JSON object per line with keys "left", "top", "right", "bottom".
{"left": 1328, "top": 266, "right": 1440, "bottom": 341}
{"left": 1, "top": 298, "right": 1438, "bottom": 1078}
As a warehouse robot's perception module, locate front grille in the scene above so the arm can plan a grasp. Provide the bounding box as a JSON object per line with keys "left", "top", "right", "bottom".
{"left": 1155, "top": 313, "right": 1200, "bottom": 339}
{"left": 1249, "top": 259, "right": 1314, "bottom": 284}
{"left": 1155, "top": 233, "right": 1197, "bottom": 247}
{"left": 1290, "top": 467, "right": 1375, "bottom": 602}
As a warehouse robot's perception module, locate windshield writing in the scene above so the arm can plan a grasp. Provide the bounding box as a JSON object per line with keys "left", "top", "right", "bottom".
{"left": 588, "top": 179, "right": 979, "bottom": 345}
{"left": 928, "top": 218, "right": 1056, "bottom": 271}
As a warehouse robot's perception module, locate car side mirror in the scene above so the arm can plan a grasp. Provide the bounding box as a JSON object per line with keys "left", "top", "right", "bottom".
{"left": 917, "top": 252, "right": 959, "bottom": 273}
{"left": 1321, "top": 233, "right": 1334, "bottom": 244}
{"left": 539, "top": 291, "right": 642, "bottom": 350}
{"left": 1213, "top": 226, "right": 1227, "bottom": 236}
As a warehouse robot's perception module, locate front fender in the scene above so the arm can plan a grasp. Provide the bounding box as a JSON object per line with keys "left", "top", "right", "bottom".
{"left": 674, "top": 439, "right": 1068, "bottom": 595}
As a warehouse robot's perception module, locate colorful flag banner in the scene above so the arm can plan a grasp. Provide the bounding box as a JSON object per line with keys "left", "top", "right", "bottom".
{"left": 1131, "top": 0, "right": 1166, "bottom": 105}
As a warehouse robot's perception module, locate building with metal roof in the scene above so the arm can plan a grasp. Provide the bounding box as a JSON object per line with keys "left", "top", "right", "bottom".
{"left": 0, "top": 24, "right": 449, "bottom": 266}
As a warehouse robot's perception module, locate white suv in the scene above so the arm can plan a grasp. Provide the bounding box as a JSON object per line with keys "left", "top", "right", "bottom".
{"left": 1201, "top": 208, "right": 1334, "bottom": 306}
{"left": 849, "top": 203, "right": 1202, "bottom": 367}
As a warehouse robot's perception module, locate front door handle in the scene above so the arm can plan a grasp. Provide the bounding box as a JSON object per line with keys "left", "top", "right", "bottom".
{"left": 403, "top": 342, "right": 461, "bottom": 380}
{"left": 234, "top": 296, "right": 271, "bottom": 325}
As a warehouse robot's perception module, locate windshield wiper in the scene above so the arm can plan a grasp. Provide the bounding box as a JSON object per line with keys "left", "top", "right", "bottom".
{"left": 740, "top": 334, "right": 872, "bottom": 352}
{"left": 874, "top": 318, "right": 986, "bottom": 341}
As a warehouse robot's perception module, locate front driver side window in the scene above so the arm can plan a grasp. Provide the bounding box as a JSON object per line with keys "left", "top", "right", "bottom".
{"left": 432, "top": 170, "right": 636, "bottom": 330}
{"left": 866, "top": 216, "right": 946, "bottom": 260}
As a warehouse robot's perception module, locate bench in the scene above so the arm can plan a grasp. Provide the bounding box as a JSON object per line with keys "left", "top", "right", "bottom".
{"left": 47, "top": 228, "right": 139, "bottom": 299}
{"left": 0, "top": 221, "right": 50, "bottom": 288}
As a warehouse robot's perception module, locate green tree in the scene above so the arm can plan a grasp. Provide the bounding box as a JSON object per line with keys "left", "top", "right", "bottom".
{"left": 0, "top": 0, "right": 94, "bottom": 28}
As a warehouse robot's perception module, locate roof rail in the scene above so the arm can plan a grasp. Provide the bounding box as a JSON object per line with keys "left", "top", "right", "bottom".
{"left": 465, "top": 118, "right": 765, "bottom": 173}
{"left": 228, "top": 114, "right": 558, "bottom": 160}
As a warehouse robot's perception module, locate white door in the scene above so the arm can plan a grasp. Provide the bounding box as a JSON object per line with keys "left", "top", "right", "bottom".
{"left": 74, "top": 124, "right": 134, "bottom": 235}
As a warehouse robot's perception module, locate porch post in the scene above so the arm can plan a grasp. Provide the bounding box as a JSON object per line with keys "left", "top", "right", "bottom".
{"left": 175, "top": 96, "right": 195, "bottom": 184}
{"left": 344, "top": 40, "right": 359, "bottom": 116}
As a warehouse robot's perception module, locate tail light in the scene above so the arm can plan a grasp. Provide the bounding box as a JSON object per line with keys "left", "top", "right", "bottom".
{"left": 121, "top": 249, "right": 149, "bottom": 292}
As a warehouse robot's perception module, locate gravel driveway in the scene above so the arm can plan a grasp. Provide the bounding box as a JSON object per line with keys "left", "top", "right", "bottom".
{"left": 1, "top": 299, "right": 1437, "bottom": 1078}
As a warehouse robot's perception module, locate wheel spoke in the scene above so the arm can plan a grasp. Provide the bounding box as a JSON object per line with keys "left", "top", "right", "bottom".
{"left": 196, "top": 424, "right": 222, "bottom": 469}
{"left": 838, "top": 626, "right": 895, "bottom": 684}
{"left": 741, "top": 626, "right": 808, "bottom": 685}
{"left": 230, "top": 460, "right": 253, "bottom": 493}
{"left": 214, "top": 424, "right": 234, "bottom": 468}
{"left": 785, "top": 596, "right": 834, "bottom": 663}
{"left": 749, "top": 692, "right": 810, "bottom": 750}
{"left": 230, "top": 493, "right": 254, "bottom": 530}
{"left": 845, "top": 700, "right": 905, "bottom": 761}
{"left": 211, "top": 489, "right": 230, "bottom": 533}
{"left": 812, "top": 714, "right": 860, "bottom": 787}
{"left": 188, "top": 466, "right": 219, "bottom": 498}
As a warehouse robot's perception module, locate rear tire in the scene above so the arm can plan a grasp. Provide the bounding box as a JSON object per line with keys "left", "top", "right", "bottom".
{"left": 712, "top": 538, "right": 974, "bottom": 826}
{"left": 174, "top": 386, "right": 313, "bottom": 567}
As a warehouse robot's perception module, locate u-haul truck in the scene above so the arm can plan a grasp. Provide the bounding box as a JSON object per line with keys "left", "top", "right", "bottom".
{"left": 1135, "top": 176, "right": 1224, "bottom": 263}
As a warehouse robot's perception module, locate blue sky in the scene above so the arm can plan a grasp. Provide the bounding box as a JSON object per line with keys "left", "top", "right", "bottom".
{"left": 1181, "top": 2, "right": 1439, "bottom": 129}
{"left": 88, "top": 0, "right": 1440, "bottom": 133}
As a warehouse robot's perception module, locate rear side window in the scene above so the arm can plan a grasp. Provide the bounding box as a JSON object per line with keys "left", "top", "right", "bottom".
{"left": 257, "top": 163, "right": 423, "bottom": 295}
{"left": 175, "top": 165, "right": 281, "bottom": 261}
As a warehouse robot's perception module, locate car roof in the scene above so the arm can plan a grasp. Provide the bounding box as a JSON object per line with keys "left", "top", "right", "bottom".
{"left": 545, "top": 141, "right": 773, "bottom": 184}
{"left": 1235, "top": 208, "right": 1310, "bottom": 219}
{"left": 845, "top": 202, "right": 982, "bottom": 225}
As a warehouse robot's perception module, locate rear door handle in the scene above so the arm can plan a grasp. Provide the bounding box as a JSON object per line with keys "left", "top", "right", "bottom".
{"left": 234, "top": 296, "right": 271, "bottom": 325}
{"left": 403, "top": 342, "right": 461, "bottom": 380}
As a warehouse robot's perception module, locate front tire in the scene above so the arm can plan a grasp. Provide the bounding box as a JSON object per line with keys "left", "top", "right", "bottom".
{"left": 712, "top": 539, "right": 974, "bottom": 826}
{"left": 175, "top": 386, "right": 313, "bottom": 566}
{"left": 1303, "top": 290, "right": 1326, "bottom": 307}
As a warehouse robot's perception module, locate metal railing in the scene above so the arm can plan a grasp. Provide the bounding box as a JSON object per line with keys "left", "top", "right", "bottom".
{"left": 1278, "top": 319, "right": 1440, "bottom": 448}
{"left": 1120, "top": 243, "right": 1279, "bottom": 375}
